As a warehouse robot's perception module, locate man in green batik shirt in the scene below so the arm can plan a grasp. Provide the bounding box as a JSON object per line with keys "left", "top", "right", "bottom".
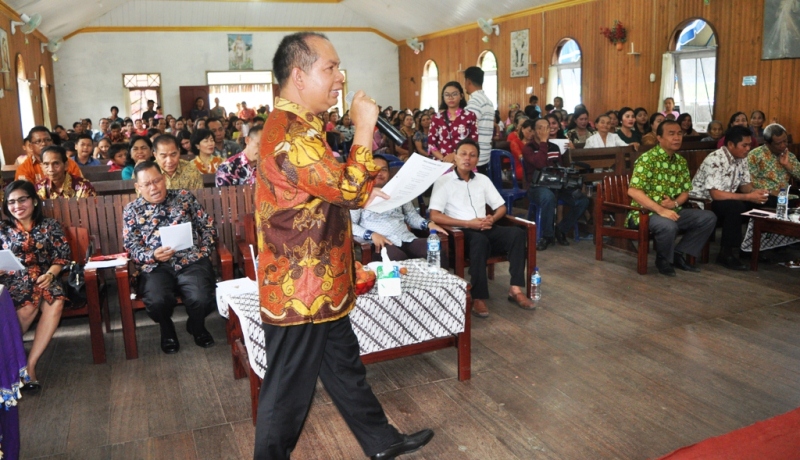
{"left": 627, "top": 120, "right": 717, "bottom": 277}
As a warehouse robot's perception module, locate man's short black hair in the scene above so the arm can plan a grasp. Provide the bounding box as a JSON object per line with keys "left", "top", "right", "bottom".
{"left": 54, "top": 124, "right": 65, "bottom": 131}
{"left": 529, "top": 95, "right": 539, "bottom": 104}
{"left": 153, "top": 133, "right": 179, "bottom": 152}
{"left": 248, "top": 124, "right": 263, "bottom": 137}
{"left": 147, "top": 128, "right": 161, "bottom": 137}
{"left": 764, "top": 123, "right": 787, "bottom": 143}
{"left": 73, "top": 121, "right": 82, "bottom": 129}
{"left": 134, "top": 160, "right": 162, "bottom": 180}
{"left": 456, "top": 137, "right": 479, "bottom": 153}
{"left": 656, "top": 120, "right": 680, "bottom": 137}
{"left": 372, "top": 154, "right": 390, "bottom": 165}
{"left": 110, "top": 123, "right": 121, "bottom": 130}
{"left": 464, "top": 66, "right": 484, "bottom": 87}
{"left": 273, "top": 32, "right": 328, "bottom": 87}
{"left": 724, "top": 126, "right": 753, "bottom": 147}
{"left": 147, "top": 99, "right": 155, "bottom": 105}
{"left": 206, "top": 117, "right": 222, "bottom": 127}
{"left": 84, "top": 118, "right": 93, "bottom": 125}
{"left": 41, "top": 145, "right": 68, "bottom": 163}
{"left": 62, "top": 141, "right": 76, "bottom": 154}
{"left": 111, "top": 106, "right": 119, "bottom": 112}
{"left": 107, "top": 143, "right": 128, "bottom": 160}
{"left": 75, "top": 132, "right": 93, "bottom": 143}
{"left": 25, "top": 126, "right": 51, "bottom": 142}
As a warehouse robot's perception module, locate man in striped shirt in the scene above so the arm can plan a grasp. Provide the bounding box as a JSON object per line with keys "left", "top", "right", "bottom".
{"left": 464, "top": 66, "right": 495, "bottom": 174}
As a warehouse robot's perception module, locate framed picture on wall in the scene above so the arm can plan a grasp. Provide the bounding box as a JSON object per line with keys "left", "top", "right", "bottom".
{"left": 510, "top": 29, "right": 529, "bottom": 77}
{"left": 0, "top": 29, "right": 11, "bottom": 90}
{"left": 228, "top": 34, "right": 253, "bottom": 70}
{"left": 762, "top": 0, "right": 800, "bottom": 59}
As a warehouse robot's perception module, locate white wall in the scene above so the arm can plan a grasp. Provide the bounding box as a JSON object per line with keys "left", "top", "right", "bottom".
{"left": 53, "top": 31, "right": 400, "bottom": 124}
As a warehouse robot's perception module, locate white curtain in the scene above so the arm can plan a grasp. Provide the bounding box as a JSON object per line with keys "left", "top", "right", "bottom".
{"left": 547, "top": 66, "right": 559, "bottom": 105}
{"left": 658, "top": 52, "right": 675, "bottom": 112}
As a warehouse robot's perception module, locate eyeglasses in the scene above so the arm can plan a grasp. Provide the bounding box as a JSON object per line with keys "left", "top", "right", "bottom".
{"left": 443, "top": 92, "right": 460, "bottom": 99}
{"left": 138, "top": 177, "right": 164, "bottom": 189}
{"left": 7, "top": 196, "right": 31, "bottom": 206}
{"left": 30, "top": 138, "right": 53, "bottom": 146}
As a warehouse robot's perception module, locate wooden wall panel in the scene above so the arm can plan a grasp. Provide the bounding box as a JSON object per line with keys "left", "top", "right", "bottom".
{"left": 0, "top": 5, "right": 56, "bottom": 166}
{"left": 399, "top": 0, "right": 799, "bottom": 138}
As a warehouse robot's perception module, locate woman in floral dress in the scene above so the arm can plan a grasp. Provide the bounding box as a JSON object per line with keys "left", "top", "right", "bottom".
{"left": 0, "top": 181, "right": 70, "bottom": 392}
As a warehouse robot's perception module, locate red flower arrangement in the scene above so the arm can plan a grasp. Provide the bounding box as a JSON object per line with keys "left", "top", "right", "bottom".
{"left": 600, "top": 20, "right": 627, "bottom": 45}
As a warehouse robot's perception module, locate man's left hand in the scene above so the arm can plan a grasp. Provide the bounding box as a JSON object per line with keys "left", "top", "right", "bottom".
{"left": 428, "top": 222, "right": 448, "bottom": 235}
{"left": 365, "top": 187, "right": 389, "bottom": 207}
{"left": 660, "top": 195, "right": 677, "bottom": 209}
{"left": 779, "top": 149, "right": 791, "bottom": 168}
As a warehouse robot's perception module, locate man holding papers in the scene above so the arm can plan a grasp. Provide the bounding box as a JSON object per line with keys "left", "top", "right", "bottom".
{"left": 351, "top": 154, "right": 448, "bottom": 261}
{"left": 122, "top": 161, "right": 218, "bottom": 354}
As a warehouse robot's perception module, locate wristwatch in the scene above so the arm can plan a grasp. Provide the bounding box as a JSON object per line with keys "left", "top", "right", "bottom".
{"left": 363, "top": 230, "right": 373, "bottom": 241}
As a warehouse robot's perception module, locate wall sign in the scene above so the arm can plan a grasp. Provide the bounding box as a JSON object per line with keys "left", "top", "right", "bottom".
{"left": 742, "top": 76, "right": 757, "bottom": 86}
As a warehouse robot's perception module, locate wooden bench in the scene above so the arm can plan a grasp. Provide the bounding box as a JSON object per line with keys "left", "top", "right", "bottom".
{"left": 565, "top": 145, "right": 637, "bottom": 183}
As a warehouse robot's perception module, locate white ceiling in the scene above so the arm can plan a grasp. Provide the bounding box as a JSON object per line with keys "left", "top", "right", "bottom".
{"left": 5, "top": 0, "right": 563, "bottom": 43}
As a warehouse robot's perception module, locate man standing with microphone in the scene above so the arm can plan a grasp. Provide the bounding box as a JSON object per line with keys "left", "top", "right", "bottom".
{"left": 254, "top": 32, "right": 434, "bottom": 459}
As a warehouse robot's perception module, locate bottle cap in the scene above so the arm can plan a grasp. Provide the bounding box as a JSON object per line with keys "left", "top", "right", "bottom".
{"left": 430, "top": 229, "right": 437, "bottom": 234}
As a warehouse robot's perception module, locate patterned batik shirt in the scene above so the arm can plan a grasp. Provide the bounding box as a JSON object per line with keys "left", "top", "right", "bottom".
{"left": 122, "top": 189, "right": 217, "bottom": 273}
{"left": 215, "top": 151, "right": 255, "bottom": 186}
{"left": 747, "top": 144, "right": 800, "bottom": 193}
{"left": 627, "top": 145, "right": 692, "bottom": 226}
{"left": 690, "top": 147, "right": 750, "bottom": 201}
{"left": 428, "top": 109, "right": 478, "bottom": 156}
{"left": 35, "top": 174, "right": 97, "bottom": 200}
{"left": 192, "top": 155, "right": 223, "bottom": 174}
{"left": 163, "top": 159, "right": 204, "bottom": 190}
{"left": 351, "top": 202, "right": 428, "bottom": 246}
{"left": 256, "top": 97, "right": 378, "bottom": 327}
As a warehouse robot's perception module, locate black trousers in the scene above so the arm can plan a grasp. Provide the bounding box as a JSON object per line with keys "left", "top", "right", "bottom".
{"left": 369, "top": 238, "right": 428, "bottom": 262}
{"left": 462, "top": 225, "right": 527, "bottom": 299}
{"left": 712, "top": 200, "right": 754, "bottom": 249}
{"left": 138, "top": 257, "right": 216, "bottom": 331}
{"left": 254, "top": 316, "right": 401, "bottom": 459}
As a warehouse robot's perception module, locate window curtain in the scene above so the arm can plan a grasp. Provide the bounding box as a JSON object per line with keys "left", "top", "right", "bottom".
{"left": 210, "top": 84, "right": 271, "bottom": 94}
{"left": 547, "top": 66, "right": 558, "bottom": 103}
{"left": 658, "top": 52, "right": 675, "bottom": 112}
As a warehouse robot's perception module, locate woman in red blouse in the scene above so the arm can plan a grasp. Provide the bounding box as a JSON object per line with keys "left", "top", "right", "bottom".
{"left": 428, "top": 81, "right": 478, "bottom": 163}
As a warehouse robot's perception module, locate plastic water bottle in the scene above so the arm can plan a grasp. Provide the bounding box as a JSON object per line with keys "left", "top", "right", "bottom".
{"left": 777, "top": 188, "right": 788, "bottom": 220}
{"left": 427, "top": 230, "right": 440, "bottom": 271}
{"left": 530, "top": 267, "right": 542, "bottom": 302}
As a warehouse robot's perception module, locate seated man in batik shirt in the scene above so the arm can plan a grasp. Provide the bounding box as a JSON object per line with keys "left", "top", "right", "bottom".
{"left": 748, "top": 123, "right": 800, "bottom": 208}
{"left": 215, "top": 125, "right": 261, "bottom": 187}
{"left": 152, "top": 134, "right": 204, "bottom": 190}
{"left": 35, "top": 145, "right": 96, "bottom": 200}
{"left": 122, "top": 161, "right": 217, "bottom": 354}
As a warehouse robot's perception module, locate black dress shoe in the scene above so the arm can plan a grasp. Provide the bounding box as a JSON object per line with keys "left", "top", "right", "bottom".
{"left": 371, "top": 429, "right": 434, "bottom": 460}
{"left": 717, "top": 254, "right": 748, "bottom": 271}
{"left": 21, "top": 381, "right": 42, "bottom": 395}
{"left": 673, "top": 253, "right": 700, "bottom": 272}
{"left": 555, "top": 230, "right": 570, "bottom": 246}
{"left": 187, "top": 322, "right": 215, "bottom": 348}
{"left": 536, "top": 237, "right": 552, "bottom": 251}
{"left": 160, "top": 319, "right": 180, "bottom": 354}
{"left": 656, "top": 256, "right": 676, "bottom": 277}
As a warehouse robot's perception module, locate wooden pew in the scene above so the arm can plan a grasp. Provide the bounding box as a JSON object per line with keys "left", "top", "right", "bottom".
{"left": 564, "top": 145, "right": 637, "bottom": 183}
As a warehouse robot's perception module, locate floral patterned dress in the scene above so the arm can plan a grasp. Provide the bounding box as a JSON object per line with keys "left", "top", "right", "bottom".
{"left": 0, "top": 218, "right": 71, "bottom": 310}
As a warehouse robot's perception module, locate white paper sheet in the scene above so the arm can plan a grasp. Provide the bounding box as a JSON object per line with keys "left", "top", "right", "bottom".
{"left": 551, "top": 139, "right": 569, "bottom": 155}
{"left": 0, "top": 250, "right": 25, "bottom": 272}
{"left": 159, "top": 222, "right": 194, "bottom": 251}
{"left": 85, "top": 258, "right": 128, "bottom": 269}
{"left": 366, "top": 153, "right": 453, "bottom": 214}
{"left": 742, "top": 209, "right": 776, "bottom": 218}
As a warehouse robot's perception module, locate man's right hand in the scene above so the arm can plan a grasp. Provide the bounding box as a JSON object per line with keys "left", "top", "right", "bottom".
{"left": 747, "top": 189, "right": 769, "bottom": 204}
{"left": 371, "top": 233, "right": 392, "bottom": 251}
{"left": 154, "top": 246, "right": 175, "bottom": 262}
{"left": 350, "top": 91, "right": 379, "bottom": 148}
{"left": 657, "top": 208, "right": 679, "bottom": 221}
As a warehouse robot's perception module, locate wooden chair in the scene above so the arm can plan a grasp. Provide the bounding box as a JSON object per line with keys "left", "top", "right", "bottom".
{"left": 115, "top": 239, "right": 234, "bottom": 360}
{"left": 442, "top": 215, "right": 537, "bottom": 298}
{"left": 594, "top": 175, "right": 650, "bottom": 275}
{"left": 61, "top": 226, "right": 108, "bottom": 364}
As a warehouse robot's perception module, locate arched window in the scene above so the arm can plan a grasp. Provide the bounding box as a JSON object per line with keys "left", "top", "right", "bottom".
{"left": 478, "top": 51, "right": 498, "bottom": 109}
{"left": 663, "top": 19, "right": 717, "bottom": 131}
{"left": 16, "top": 54, "right": 35, "bottom": 137}
{"left": 420, "top": 60, "right": 439, "bottom": 111}
{"left": 549, "top": 39, "right": 581, "bottom": 111}
{"left": 40, "top": 65, "right": 52, "bottom": 130}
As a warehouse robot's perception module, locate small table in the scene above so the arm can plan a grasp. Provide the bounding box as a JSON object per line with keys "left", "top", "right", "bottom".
{"left": 750, "top": 216, "right": 800, "bottom": 271}
{"left": 218, "top": 260, "right": 472, "bottom": 423}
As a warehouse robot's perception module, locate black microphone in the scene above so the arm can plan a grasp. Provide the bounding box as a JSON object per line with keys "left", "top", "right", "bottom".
{"left": 345, "top": 91, "right": 407, "bottom": 146}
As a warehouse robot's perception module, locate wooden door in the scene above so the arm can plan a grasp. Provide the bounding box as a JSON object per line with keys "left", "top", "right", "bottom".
{"left": 179, "top": 85, "right": 210, "bottom": 119}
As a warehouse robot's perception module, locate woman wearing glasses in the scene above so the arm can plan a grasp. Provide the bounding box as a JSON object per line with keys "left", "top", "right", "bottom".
{"left": 428, "top": 81, "right": 478, "bottom": 163}
{"left": 0, "top": 181, "right": 71, "bottom": 393}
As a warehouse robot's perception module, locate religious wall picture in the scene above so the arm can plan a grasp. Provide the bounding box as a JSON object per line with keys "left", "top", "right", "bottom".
{"left": 0, "top": 29, "right": 11, "bottom": 90}
{"left": 228, "top": 34, "right": 253, "bottom": 70}
{"left": 762, "top": 0, "right": 800, "bottom": 59}
{"left": 510, "top": 29, "right": 529, "bottom": 77}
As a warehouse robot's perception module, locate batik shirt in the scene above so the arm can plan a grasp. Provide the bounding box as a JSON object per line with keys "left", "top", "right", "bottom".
{"left": 15, "top": 155, "right": 83, "bottom": 183}
{"left": 627, "top": 145, "right": 692, "bottom": 226}
{"left": 164, "top": 159, "right": 204, "bottom": 190}
{"left": 192, "top": 155, "right": 223, "bottom": 174}
{"left": 35, "top": 174, "right": 97, "bottom": 200}
{"left": 122, "top": 189, "right": 217, "bottom": 273}
{"left": 215, "top": 151, "right": 256, "bottom": 186}
{"left": 428, "top": 109, "right": 478, "bottom": 156}
{"left": 256, "top": 97, "right": 378, "bottom": 327}
{"left": 690, "top": 147, "right": 750, "bottom": 201}
{"left": 747, "top": 145, "right": 800, "bottom": 193}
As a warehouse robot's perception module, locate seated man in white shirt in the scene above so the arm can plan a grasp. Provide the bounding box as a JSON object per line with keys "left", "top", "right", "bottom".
{"left": 429, "top": 138, "right": 534, "bottom": 318}
{"left": 351, "top": 155, "right": 447, "bottom": 261}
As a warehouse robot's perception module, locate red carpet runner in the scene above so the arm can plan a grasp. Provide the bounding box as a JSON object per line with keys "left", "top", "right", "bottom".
{"left": 656, "top": 407, "right": 800, "bottom": 460}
